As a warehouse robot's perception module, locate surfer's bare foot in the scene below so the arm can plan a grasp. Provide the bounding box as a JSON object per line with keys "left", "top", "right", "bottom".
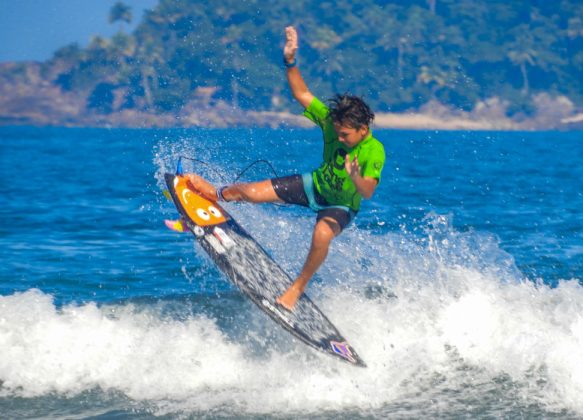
{"left": 276, "top": 285, "right": 303, "bottom": 311}
{"left": 186, "top": 174, "right": 217, "bottom": 202}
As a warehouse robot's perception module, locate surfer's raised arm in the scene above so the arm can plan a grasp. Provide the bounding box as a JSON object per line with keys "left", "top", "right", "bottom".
{"left": 284, "top": 26, "right": 314, "bottom": 108}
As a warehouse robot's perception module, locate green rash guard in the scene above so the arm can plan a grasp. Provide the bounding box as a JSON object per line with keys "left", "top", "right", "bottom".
{"left": 303, "top": 97, "right": 386, "bottom": 211}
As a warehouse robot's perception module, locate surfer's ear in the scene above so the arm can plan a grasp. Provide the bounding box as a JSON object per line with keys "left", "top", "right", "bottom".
{"left": 359, "top": 125, "right": 368, "bottom": 137}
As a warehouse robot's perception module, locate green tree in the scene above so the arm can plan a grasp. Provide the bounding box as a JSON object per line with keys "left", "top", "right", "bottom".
{"left": 372, "top": 5, "right": 424, "bottom": 93}
{"left": 52, "top": 43, "right": 83, "bottom": 64}
{"left": 506, "top": 17, "right": 564, "bottom": 96}
{"left": 37, "top": 0, "right": 583, "bottom": 116}
{"left": 427, "top": 0, "right": 436, "bottom": 14}
{"left": 109, "top": 1, "right": 132, "bottom": 33}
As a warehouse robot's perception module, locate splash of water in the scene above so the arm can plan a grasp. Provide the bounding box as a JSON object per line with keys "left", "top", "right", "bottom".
{"left": 2, "top": 209, "right": 582, "bottom": 416}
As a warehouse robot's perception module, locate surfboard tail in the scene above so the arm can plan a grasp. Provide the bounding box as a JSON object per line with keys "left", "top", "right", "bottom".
{"left": 330, "top": 340, "right": 367, "bottom": 367}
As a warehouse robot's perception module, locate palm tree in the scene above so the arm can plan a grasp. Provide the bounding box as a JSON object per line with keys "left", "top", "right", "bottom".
{"left": 427, "top": 0, "right": 436, "bottom": 15}
{"left": 506, "top": 20, "right": 563, "bottom": 96}
{"left": 109, "top": 2, "right": 132, "bottom": 33}
{"left": 375, "top": 5, "right": 426, "bottom": 84}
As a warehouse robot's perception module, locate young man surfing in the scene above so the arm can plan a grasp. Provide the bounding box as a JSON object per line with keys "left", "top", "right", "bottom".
{"left": 183, "top": 26, "right": 385, "bottom": 310}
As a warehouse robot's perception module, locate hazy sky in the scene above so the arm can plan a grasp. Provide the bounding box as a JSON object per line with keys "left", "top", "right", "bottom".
{"left": 0, "top": 0, "right": 158, "bottom": 62}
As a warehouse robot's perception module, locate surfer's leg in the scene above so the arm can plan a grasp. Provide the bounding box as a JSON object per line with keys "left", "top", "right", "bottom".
{"left": 222, "top": 180, "right": 282, "bottom": 203}
{"left": 277, "top": 217, "right": 341, "bottom": 310}
{"left": 186, "top": 174, "right": 282, "bottom": 204}
{"left": 224, "top": 174, "right": 308, "bottom": 204}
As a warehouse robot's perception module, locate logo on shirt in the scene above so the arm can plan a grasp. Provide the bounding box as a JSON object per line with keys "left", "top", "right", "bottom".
{"left": 334, "top": 148, "right": 348, "bottom": 169}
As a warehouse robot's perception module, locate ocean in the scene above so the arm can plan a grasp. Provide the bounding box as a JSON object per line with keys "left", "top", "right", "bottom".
{"left": 1, "top": 126, "right": 582, "bottom": 418}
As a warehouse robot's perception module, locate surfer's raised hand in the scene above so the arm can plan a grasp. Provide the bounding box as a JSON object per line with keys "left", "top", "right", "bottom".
{"left": 284, "top": 25, "right": 314, "bottom": 108}
{"left": 345, "top": 154, "right": 378, "bottom": 199}
{"left": 284, "top": 26, "right": 298, "bottom": 63}
{"left": 345, "top": 154, "right": 360, "bottom": 179}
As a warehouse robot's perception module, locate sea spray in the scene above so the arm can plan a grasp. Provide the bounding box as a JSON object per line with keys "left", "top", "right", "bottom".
{"left": 4, "top": 204, "right": 582, "bottom": 417}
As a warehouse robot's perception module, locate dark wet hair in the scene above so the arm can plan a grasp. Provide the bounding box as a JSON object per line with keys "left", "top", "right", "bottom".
{"left": 327, "top": 94, "right": 374, "bottom": 129}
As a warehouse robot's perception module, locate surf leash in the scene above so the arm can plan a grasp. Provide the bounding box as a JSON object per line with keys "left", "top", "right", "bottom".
{"left": 176, "top": 155, "right": 280, "bottom": 183}
{"left": 163, "top": 156, "right": 284, "bottom": 205}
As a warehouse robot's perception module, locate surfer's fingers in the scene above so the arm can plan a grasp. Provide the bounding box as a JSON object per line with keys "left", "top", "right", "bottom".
{"left": 344, "top": 155, "right": 351, "bottom": 171}
{"left": 286, "top": 26, "right": 298, "bottom": 46}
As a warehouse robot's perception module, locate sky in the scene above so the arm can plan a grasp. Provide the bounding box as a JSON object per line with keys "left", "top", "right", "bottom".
{"left": 0, "top": 0, "right": 159, "bottom": 62}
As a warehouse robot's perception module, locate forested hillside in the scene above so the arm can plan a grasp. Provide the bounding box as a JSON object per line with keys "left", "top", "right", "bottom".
{"left": 2, "top": 0, "right": 582, "bottom": 128}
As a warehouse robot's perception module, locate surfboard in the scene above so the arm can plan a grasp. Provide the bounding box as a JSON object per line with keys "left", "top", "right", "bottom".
{"left": 164, "top": 173, "right": 366, "bottom": 367}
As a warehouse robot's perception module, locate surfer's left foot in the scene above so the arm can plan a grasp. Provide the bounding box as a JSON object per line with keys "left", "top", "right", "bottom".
{"left": 276, "top": 285, "right": 303, "bottom": 311}
{"left": 186, "top": 174, "right": 218, "bottom": 202}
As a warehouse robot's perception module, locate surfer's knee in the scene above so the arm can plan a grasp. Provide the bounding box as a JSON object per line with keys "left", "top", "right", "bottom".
{"left": 312, "top": 218, "right": 340, "bottom": 246}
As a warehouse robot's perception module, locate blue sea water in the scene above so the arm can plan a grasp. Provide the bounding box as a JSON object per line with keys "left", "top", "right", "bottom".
{"left": 1, "top": 126, "right": 582, "bottom": 418}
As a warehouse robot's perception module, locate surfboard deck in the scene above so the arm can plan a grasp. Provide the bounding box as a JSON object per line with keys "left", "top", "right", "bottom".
{"left": 164, "top": 173, "right": 366, "bottom": 367}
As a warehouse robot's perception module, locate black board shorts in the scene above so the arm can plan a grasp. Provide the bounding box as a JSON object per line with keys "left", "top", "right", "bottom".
{"left": 271, "top": 174, "right": 356, "bottom": 232}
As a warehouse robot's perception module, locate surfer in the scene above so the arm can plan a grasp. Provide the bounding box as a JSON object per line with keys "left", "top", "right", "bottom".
{"left": 185, "top": 26, "right": 385, "bottom": 310}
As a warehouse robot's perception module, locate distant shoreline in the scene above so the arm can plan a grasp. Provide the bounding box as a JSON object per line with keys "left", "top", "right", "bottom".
{"left": 2, "top": 61, "right": 582, "bottom": 131}
{"left": 2, "top": 109, "right": 583, "bottom": 131}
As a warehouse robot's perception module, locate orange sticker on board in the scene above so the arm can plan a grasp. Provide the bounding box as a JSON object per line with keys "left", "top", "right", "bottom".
{"left": 173, "top": 176, "right": 227, "bottom": 226}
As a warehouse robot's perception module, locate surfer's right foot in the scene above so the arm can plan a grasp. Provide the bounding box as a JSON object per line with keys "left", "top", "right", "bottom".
{"left": 276, "top": 285, "right": 303, "bottom": 311}
{"left": 186, "top": 174, "right": 218, "bottom": 202}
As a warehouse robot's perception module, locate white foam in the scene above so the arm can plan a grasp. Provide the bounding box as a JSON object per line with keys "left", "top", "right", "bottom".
{"left": 2, "top": 251, "right": 583, "bottom": 416}
{"left": 0, "top": 290, "right": 251, "bottom": 401}
{"left": 103, "top": 139, "right": 583, "bottom": 415}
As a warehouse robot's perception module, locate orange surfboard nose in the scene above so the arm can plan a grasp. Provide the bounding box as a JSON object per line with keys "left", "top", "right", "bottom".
{"left": 173, "top": 176, "right": 227, "bottom": 226}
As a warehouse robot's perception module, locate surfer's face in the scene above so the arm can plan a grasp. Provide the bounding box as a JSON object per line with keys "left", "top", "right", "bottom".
{"left": 333, "top": 123, "right": 369, "bottom": 148}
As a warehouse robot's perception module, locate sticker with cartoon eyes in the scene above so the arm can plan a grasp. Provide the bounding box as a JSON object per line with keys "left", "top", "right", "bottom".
{"left": 196, "top": 208, "right": 211, "bottom": 221}
{"left": 174, "top": 176, "right": 227, "bottom": 226}
{"left": 208, "top": 206, "right": 222, "bottom": 218}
